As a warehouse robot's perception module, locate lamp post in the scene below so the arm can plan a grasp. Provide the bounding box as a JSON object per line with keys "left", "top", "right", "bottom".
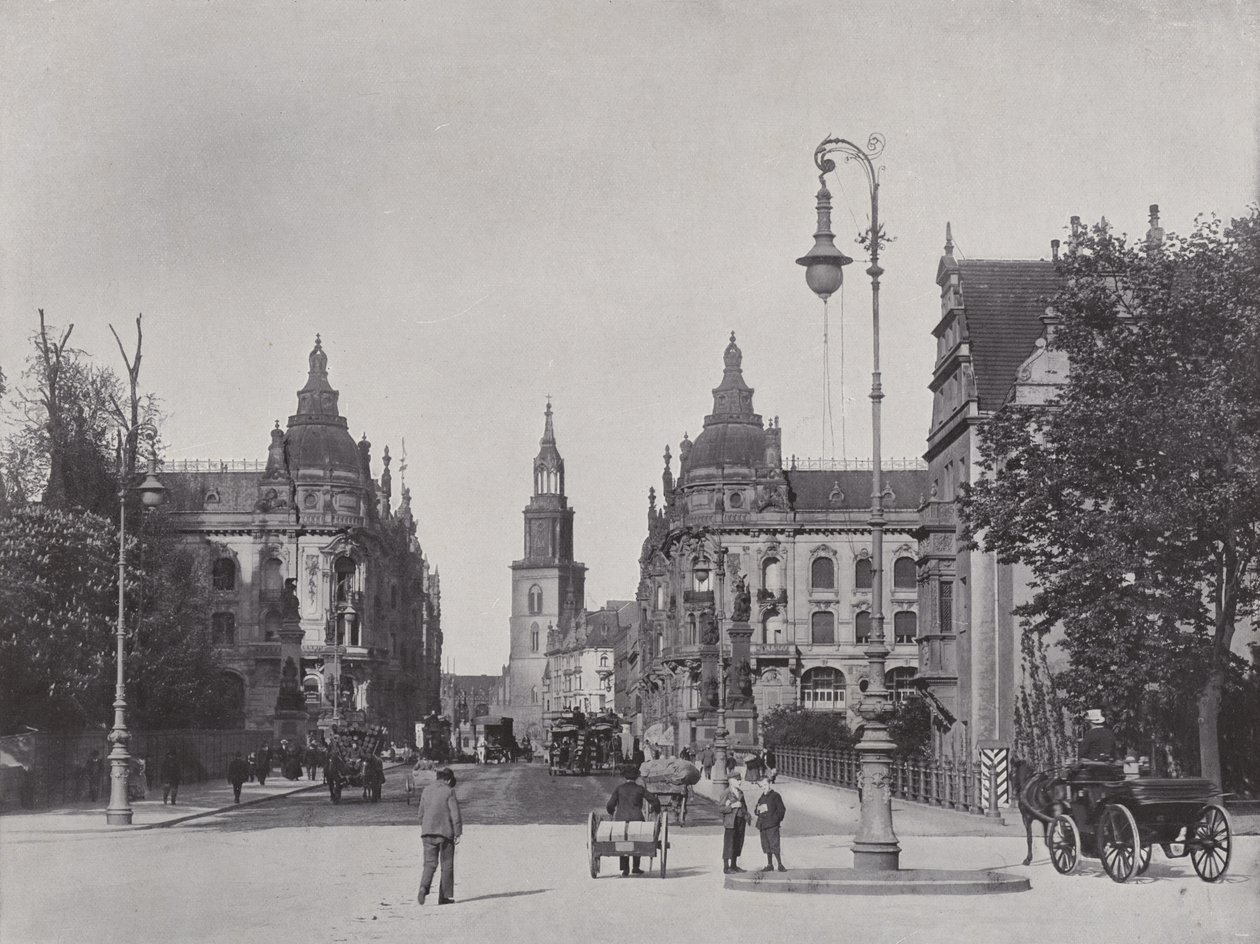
{"left": 797, "top": 132, "right": 900, "bottom": 871}
{"left": 105, "top": 433, "right": 165, "bottom": 826}
{"left": 711, "top": 545, "right": 730, "bottom": 787}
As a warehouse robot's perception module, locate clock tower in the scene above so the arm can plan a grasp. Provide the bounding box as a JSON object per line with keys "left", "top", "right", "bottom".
{"left": 507, "top": 400, "right": 586, "bottom": 740}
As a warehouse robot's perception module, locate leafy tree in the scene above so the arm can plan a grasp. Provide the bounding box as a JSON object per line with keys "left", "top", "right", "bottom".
{"left": 886, "top": 697, "right": 932, "bottom": 759}
{"left": 760, "top": 704, "right": 857, "bottom": 750}
{"left": 961, "top": 209, "right": 1260, "bottom": 788}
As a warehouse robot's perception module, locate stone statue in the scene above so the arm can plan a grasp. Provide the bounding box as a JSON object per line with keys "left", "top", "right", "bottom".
{"left": 731, "top": 575, "right": 751, "bottom": 623}
{"left": 700, "top": 608, "right": 720, "bottom": 646}
{"left": 703, "top": 675, "right": 720, "bottom": 708}
{"left": 281, "top": 577, "right": 301, "bottom": 621}
{"left": 276, "top": 656, "right": 304, "bottom": 710}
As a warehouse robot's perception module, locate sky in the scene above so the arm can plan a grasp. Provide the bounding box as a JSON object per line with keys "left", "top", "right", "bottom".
{"left": 3, "top": 1, "right": 1257, "bottom": 675}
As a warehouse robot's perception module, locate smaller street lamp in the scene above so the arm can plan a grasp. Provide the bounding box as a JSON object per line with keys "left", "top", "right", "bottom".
{"left": 106, "top": 443, "right": 165, "bottom": 826}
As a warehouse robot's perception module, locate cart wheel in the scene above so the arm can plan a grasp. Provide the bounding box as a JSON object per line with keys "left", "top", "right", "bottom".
{"left": 1189, "top": 804, "right": 1231, "bottom": 883}
{"left": 659, "top": 813, "right": 669, "bottom": 878}
{"left": 1099, "top": 804, "right": 1140, "bottom": 883}
{"left": 1136, "top": 843, "right": 1152, "bottom": 875}
{"left": 679, "top": 793, "right": 688, "bottom": 826}
{"left": 1048, "top": 813, "right": 1080, "bottom": 875}
{"left": 588, "top": 812, "right": 600, "bottom": 879}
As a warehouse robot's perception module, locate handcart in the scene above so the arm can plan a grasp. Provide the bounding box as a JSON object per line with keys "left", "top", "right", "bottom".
{"left": 644, "top": 778, "right": 689, "bottom": 826}
{"left": 1023, "top": 762, "right": 1233, "bottom": 883}
{"left": 587, "top": 811, "right": 670, "bottom": 878}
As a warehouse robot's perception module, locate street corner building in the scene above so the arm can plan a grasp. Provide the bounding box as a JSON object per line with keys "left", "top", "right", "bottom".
{"left": 160, "top": 336, "right": 444, "bottom": 738}
{"left": 626, "top": 332, "right": 927, "bottom": 754}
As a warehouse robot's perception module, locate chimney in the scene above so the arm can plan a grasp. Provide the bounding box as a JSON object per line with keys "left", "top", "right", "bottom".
{"left": 1051, "top": 239, "right": 1061, "bottom": 262}
{"left": 1068, "top": 215, "right": 1084, "bottom": 251}
{"left": 1145, "top": 203, "right": 1165, "bottom": 252}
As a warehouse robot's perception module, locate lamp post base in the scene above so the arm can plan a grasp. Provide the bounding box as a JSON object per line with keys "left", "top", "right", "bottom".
{"left": 852, "top": 719, "right": 901, "bottom": 872}
{"left": 105, "top": 754, "right": 133, "bottom": 825}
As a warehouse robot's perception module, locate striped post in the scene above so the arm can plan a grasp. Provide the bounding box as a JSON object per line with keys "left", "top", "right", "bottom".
{"left": 978, "top": 745, "right": 1010, "bottom": 815}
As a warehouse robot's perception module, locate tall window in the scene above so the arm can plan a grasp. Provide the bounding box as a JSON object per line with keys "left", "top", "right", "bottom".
{"left": 211, "top": 612, "right": 236, "bottom": 645}
{"left": 810, "top": 611, "right": 835, "bottom": 645}
{"left": 261, "top": 558, "right": 283, "bottom": 596}
{"left": 263, "top": 610, "right": 281, "bottom": 641}
{"left": 801, "top": 667, "right": 846, "bottom": 712}
{"left": 855, "top": 611, "right": 872, "bottom": 644}
{"left": 939, "top": 582, "right": 953, "bottom": 634}
{"left": 854, "top": 557, "right": 873, "bottom": 590}
{"left": 687, "top": 613, "right": 697, "bottom": 646}
{"left": 811, "top": 556, "right": 835, "bottom": 590}
{"left": 212, "top": 558, "right": 236, "bottom": 591}
{"left": 894, "top": 611, "right": 917, "bottom": 645}
{"left": 528, "top": 585, "right": 543, "bottom": 615}
{"left": 531, "top": 686, "right": 538, "bottom": 704}
{"left": 334, "top": 557, "right": 355, "bottom": 604}
{"left": 893, "top": 557, "right": 917, "bottom": 591}
{"left": 530, "top": 622, "right": 540, "bottom": 652}
{"left": 887, "top": 666, "right": 918, "bottom": 703}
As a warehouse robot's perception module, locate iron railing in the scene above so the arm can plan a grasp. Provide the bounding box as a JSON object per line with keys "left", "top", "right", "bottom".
{"left": 772, "top": 745, "right": 993, "bottom": 816}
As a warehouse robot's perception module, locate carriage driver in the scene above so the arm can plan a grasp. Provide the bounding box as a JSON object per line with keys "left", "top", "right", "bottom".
{"left": 1077, "top": 709, "right": 1118, "bottom": 763}
{"left": 605, "top": 764, "right": 661, "bottom": 877}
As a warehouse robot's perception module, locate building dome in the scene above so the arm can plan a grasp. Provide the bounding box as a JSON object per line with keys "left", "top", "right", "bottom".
{"left": 285, "top": 335, "right": 363, "bottom": 479}
{"left": 683, "top": 332, "right": 766, "bottom": 473}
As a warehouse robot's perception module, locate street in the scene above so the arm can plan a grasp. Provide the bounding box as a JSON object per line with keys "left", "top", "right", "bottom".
{"left": 3, "top": 764, "right": 1257, "bottom": 944}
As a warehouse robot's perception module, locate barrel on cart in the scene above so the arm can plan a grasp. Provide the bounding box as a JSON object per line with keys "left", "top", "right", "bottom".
{"left": 587, "top": 811, "right": 670, "bottom": 878}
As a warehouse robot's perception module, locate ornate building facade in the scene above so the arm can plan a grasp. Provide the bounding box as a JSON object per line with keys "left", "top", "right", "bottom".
{"left": 164, "top": 337, "right": 443, "bottom": 736}
{"left": 628, "top": 334, "right": 925, "bottom": 752}
{"left": 541, "top": 602, "right": 632, "bottom": 718}
{"left": 505, "top": 401, "right": 586, "bottom": 743}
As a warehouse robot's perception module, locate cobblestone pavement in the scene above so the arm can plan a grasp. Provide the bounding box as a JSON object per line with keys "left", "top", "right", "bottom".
{"left": 3, "top": 763, "right": 1256, "bottom": 944}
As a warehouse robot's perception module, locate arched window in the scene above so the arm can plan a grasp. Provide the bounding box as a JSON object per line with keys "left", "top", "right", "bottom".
{"left": 854, "top": 557, "right": 873, "bottom": 591}
{"left": 303, "top": 674, "right": 322, "bottom": 704}
{"left": 531, "top": 686, "right": 538, "bottom": 704}
{"left": 600, "top": 654, "right": 609, "bottom": 667}
{"left": 263, "top": 610, "right": 281, "bottom": 641}
{"left": 811, "top": 556, "right": 835, "bottom": 590}
{"left": 810, "top": 611, "right": 835, "bottom": 645}
{"left": 762, "top": 556, "right": 782, "bottom": 591}
{"left": 855, "top": 611, "right": 872, "bottom": 644}
{"left": 528, "top": 585, "right": 543, "bottom": 615}
{"left": 894, "top": 611, "right": 917, "bottom": 645}
{"left": 211, "top": 612, "right": 236, "bottom": 646}
{"left": 886, "top": 666, "right": 918, "bottom": 703}
{"left": 893, "top": 557, "right": 917, "bottom": 591}
{"left": 801, "top": 667, "right": 846, "bottom": 712}
{"left": 530, "top": 622, "right": 540, "bottom": 653}
{"left": 687, "top": 613, "right": 697, "bottom": 646}
{"left": 212, "top": 558, "right": 236, "bottom": 591}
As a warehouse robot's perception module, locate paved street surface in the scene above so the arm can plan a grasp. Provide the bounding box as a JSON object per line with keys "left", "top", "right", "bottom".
{"left": 2, "top": 763, "right": 1256, "bottom": 944}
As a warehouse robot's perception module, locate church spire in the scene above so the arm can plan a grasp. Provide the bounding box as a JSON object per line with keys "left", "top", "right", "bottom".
{"left": 534, "top": 397, "right": 565, "bottom": 496}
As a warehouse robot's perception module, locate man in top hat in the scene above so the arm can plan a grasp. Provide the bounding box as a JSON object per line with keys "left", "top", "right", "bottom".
{"left": 1077, "top": 708, "right": 1117, "bottom": 763}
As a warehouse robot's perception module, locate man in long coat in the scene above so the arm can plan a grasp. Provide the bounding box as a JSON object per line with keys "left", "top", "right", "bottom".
{"left": 605, "top": 764, "right": 661, "bottom": 877}
{"left": 417, "top": 767, "right": 463, "bottom": 905}
{"left": 227, "top": 752, "right": 250, "bottom": 804}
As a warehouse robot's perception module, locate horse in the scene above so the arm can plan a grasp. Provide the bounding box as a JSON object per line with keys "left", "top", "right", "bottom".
{"left": 1013, "top": 759, "right": 1066, "bottom": 866}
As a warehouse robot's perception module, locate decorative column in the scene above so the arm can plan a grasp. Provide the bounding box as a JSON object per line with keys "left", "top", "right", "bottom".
{"left": 725, "top": 575, "right": 758, "bottom": 749}
{"left": 274, "top": 578, "right": 309, "bottom": 742}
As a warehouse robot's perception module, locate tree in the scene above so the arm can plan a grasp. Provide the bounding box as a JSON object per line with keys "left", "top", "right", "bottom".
{"left": 961, "top": 209, "right": 1260, "bottom": 788}
{"left": 760, "top": 704, "right": 857, "bottom": 750}
{"left": 885, "top": 697, "right": 932, "bottom": 759}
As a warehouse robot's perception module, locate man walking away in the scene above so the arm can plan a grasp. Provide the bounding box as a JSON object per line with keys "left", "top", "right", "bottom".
{"left": 605, "top": 764, "right": 661, "bottom": 877}
{"left": 720, "top": 771, "right": 749, "bottom": 874}
{"left": 227, "top": 752, "right": 250, "bottom": 804}
{"left": 84, "top": 750, "right": 103, "bottom": 802}
{"left": 701, "top": 745, "right": 715, "bottom": 780}
{"left": 764, "top": 746, "right": 778, "bottom": 784}
{"left": 160, "top": 749, "right": 181, "bottom": 805}
{"left": 417, "top": 767, "right": 462, "bottom": 905}
{"left": 753, "top": 775, "right": 787, "bottom": 872}
{"left": 255, "top": 743, "right": 272, "bottom": 787}
{"left": 305, "top": 741, "right": 322, "bottom": 781}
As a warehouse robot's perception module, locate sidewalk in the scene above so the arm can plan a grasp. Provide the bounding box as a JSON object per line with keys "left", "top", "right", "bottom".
{"left": 0, "top": 763, "right": 406, "bottom": 839}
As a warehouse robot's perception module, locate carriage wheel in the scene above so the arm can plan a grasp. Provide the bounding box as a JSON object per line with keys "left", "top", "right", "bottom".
{"left": 1048, "top": 813, "right": 1080, "bottom": 875}
{"left": 679, "top": 792, "right": 688, "bottom": 826}
{"left": 1136, "top": 843, "right": 1152, "bottom": 876}
{"left": 1189, "top": 804, "right": 1232, "bottom": 883}
{"left": 659, "top": 814, "right": 669, "bottom": 878}
{"left": 1099, "top": 804, "right": 1141, "bottom": 883}
{"left": 588, "top": 812, "right": 600, "bottom": 879}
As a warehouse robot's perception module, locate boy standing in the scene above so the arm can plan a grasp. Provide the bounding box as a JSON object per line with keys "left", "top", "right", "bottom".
{"left": 753, "top": 778, "right": 786, "bottom": 872}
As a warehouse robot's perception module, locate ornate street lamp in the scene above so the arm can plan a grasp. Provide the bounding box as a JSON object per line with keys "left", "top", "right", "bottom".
{"left": 797, "top": 132, "right": 901, "bottom": 871}
{"left": 711, "top": 545, "right": 729, "bottom": 787}
{"left": 105, "top": 433, "right": 165, "bottom": 826}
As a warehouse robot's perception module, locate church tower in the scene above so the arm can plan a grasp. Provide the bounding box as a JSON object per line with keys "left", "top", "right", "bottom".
{"left": 507, "top": 400, "right": 586, "bottom": 740}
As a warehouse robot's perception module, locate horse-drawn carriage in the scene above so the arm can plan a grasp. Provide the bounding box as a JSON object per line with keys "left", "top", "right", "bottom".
{"left": 548, "top": 719, "right": 589, "bottom": 775}
{"left": 639, "top": 757, "right": 700, "bottom": 826}
{"left": 1021, "top": 761, "right": 1233, "bottom": 883}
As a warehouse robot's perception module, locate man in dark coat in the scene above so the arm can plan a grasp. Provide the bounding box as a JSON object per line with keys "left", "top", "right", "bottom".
{"left": 325, "top": 751, "right": 345, "bottom": 804}
{"left": 304, "top": 742, "right": 322, "bottom": 781}
{"left": 605, "top": 764, "right": 661, "bottom": 876}
{"left": 227, "top": 752, "right": 250, "bottom": 803}
{"left": 753, "top": 779, "right": 787, "bottom": 872}
{"left": 365, "top": 754, "right": 385, "bottom": 803}
{"left": 720, "top": 771, "right": 749, "bottom": 874}
{"left": 159, "top": 749, "right": 181, "bottom": 805}
{"left": 417, "top": 767, "right": 463, "bottom": 905}
{"left": 764, "top": 746, "right": 778, "bottom": 784}
{"left": 1077, "top": 709, "right": 1118, "bottom": 762}
{"left": 84, "top": 749, "right": 103, "bottom": 802}
{"left": 255, "top": 743, "right": 272, "bottom": 787}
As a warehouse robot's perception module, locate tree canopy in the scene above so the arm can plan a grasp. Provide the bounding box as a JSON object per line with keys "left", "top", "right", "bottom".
{"left": 961, "top": 209, "right": 1260, "bottom": 787}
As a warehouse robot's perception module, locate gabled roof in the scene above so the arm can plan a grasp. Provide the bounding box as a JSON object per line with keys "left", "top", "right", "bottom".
{"left": 957, "top": 259, "right": 1063, "bottom": 411}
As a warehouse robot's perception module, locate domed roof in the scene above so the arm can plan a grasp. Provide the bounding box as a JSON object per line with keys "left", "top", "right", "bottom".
{"left": 684, "top": 332, "right": 766, "bottom": 472}
{"left": 285, "top": 335, "right": 363, "bottom": 479}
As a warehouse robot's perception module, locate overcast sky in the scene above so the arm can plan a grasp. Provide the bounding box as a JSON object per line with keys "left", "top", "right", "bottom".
{"left": 3, "top": 1, "right": 1257, "bottom": 675}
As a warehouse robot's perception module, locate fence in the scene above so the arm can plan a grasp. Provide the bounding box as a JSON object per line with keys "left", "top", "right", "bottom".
{"left": 773, "top": 746, "right": 997, "bottom": 816}
{"left": 0, "top": 729, "right": 267, "bottom": 811}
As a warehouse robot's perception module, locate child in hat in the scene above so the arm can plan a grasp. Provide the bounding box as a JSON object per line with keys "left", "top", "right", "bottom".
{"left": 753, "top": 773, "right": 786, "bottom": 872}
